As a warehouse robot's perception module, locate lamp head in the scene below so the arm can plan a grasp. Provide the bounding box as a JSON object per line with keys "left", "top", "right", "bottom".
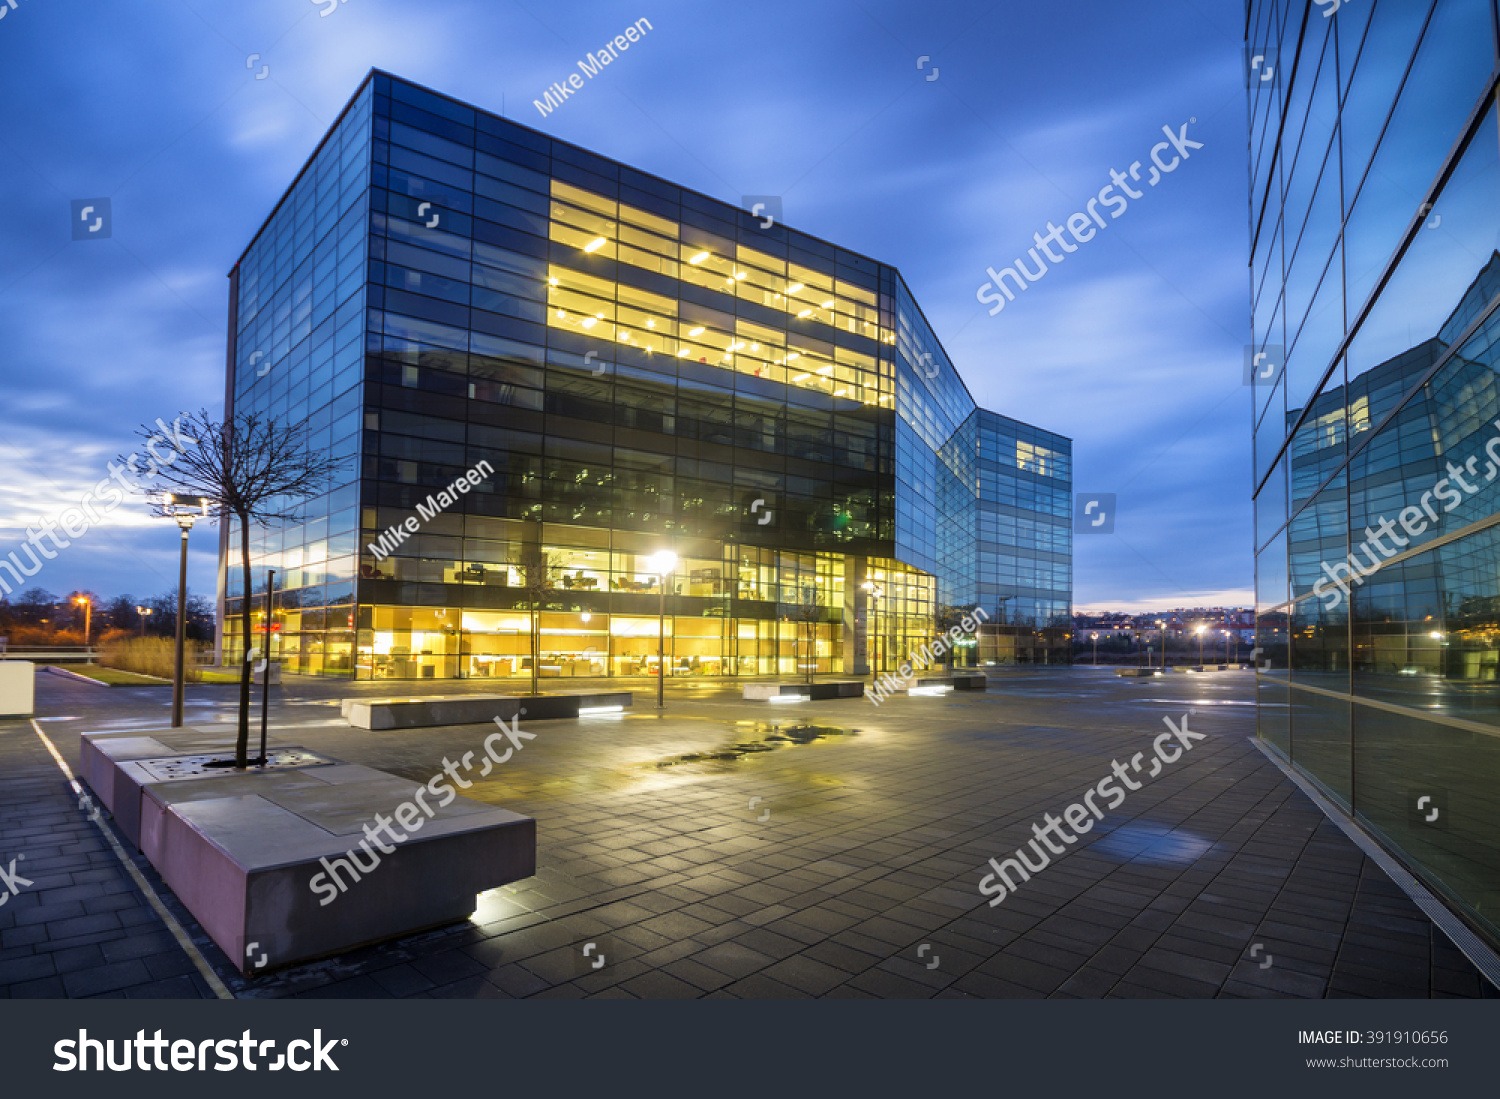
{"left": 646, "top": 550, "right": 678, "bottom": 575}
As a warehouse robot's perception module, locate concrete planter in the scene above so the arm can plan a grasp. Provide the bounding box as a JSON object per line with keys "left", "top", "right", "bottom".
{"left": 79, "top": 729, "right": 535, "bottom": 974}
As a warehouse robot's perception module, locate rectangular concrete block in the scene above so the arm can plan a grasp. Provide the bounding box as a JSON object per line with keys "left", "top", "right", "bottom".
{"left": 344, "top": 691, "right": 631, "bottom": 729}
{"left": 80, "top": 730, "right": 335, "bottom": 848}
{"left": 79, "top": 733, "right": 175, "bottom": 818}
{"left": 0, "top": 661, "right": 34, "bottom": 717}
{"left": 742, "top": 683, "right": 807, "bottom": 700}
{"left": 80, "top": 728, "right": 537, "bottom": 974}
{"left": 806, "top": 680, "right": 863, "bottom": 699}
{"left": 138, "top": 764, "right": 535, "bottom": 973}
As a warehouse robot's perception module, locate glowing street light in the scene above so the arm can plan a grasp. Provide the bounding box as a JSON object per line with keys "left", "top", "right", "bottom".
{"left": 73, "top": 596, "right": 92, "bottom": 659}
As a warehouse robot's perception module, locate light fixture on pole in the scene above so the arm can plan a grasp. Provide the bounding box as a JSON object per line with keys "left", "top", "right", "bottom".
{"left": 1194, "top": 624, "right": 1205, "bottom": 668}
{"left": 646, "top": 550, "right": 678, "bottom": 709}
{"left": 1091, "top": 632, "right": 1099, "bottom": 666}
{"left": 136, "top": 605, "right": 153, "bottom": 637}
{"left": 73, "top": 596, "right": 92, "bottom": 660}
{"left": 162, "top": 493, "right": 211, "bottom": 728}
{"left": 860, "top": 581, "right": 884, "bottom": 673}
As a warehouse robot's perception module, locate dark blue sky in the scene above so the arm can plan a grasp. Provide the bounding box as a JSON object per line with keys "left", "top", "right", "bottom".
{"left": 0, "top": 0, "right": 1248, "bottom": 613}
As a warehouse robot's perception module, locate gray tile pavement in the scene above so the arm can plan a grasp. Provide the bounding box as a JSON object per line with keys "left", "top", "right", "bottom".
{"left": 8, "top": 668, "right": 1496, "bottom": 999}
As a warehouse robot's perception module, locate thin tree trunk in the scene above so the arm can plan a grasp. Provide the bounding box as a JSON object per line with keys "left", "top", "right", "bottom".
{"left": 530, "top": 599, "right": 539, "bottom": 697}
{"left": 237, "top": 514, "right": 252, "bottom": 768}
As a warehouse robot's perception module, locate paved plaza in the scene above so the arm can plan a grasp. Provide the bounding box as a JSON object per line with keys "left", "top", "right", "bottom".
{"left": 0, "top": 669, "right": 1493, "bottom": 999}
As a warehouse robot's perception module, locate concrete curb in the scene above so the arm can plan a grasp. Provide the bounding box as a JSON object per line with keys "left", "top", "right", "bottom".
{"left": 42, "top": 664, "right": 111, "bottom": 688}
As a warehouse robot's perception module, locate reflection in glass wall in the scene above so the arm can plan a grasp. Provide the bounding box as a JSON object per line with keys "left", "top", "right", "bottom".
{"left": 1250, "top": 0, "right": 1500, "bottom": 945}
{"left": 225, "top": 71, "right": 1073, "bottom": 683}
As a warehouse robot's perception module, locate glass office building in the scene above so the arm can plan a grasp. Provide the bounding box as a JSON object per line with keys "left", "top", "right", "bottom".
{"left": 1248, "top": 0, "right": 1500, "bottom": 945}
{"left": 219, "top": 71, "right": 1071, "bottom": 684}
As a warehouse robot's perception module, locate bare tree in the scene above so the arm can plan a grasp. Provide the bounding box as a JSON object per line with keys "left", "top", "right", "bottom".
{"left": 786, "top": 582, "right": 822, "bottom": 685}
{"left": 126, "top": 410, "right": 347, "bottom": 768}
{"left": 512, "top": 545, "right": 566, "bottom": 696}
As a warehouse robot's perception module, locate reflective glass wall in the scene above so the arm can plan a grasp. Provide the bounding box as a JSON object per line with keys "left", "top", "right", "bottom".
{"left": 221, "top": 83, "right": 373, "bottom": 675}
{"left": 225, "top": 70, "right": 1071, "bottom": 681}
{"left": 1249, "top": 0, "right": 1500, "bottom": 944}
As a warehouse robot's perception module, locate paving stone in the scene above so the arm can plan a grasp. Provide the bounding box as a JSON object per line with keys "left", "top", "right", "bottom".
{"left": 9, "top": 674, "right": 1496, "bottom": 1001}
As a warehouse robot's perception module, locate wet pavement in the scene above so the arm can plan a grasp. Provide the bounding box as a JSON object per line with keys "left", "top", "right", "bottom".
{"left": 3, "top": 667, "right": 1494, "bottom": 999}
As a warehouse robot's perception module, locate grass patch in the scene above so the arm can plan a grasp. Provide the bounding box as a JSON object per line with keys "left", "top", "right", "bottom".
{"left": 53, "top": 665, "right": 165, "bottom": 687}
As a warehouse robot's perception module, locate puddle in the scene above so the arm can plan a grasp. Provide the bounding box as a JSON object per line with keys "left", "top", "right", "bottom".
{"left": 657, "top": 721, "right": 856, "bottom": 767}
{"left": 1087, "top": 821, "right": 1215, "bottom": 866}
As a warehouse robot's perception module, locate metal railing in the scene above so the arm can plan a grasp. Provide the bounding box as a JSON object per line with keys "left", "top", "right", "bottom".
{"left": 0, "top": 647, "right": 102, "bottom": 663}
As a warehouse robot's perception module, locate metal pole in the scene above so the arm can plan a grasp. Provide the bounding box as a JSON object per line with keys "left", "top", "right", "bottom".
{"left": 83, "top": 600, "right": 92, "bottom": 662}
{"left": 172, "top": 527, "right": 189, "bottom": 727}
{"left": 259, "top": 569, "right": 275, "bottom": 767}
{"left": 657, "top": 571, "right": 666, "bottom": 709}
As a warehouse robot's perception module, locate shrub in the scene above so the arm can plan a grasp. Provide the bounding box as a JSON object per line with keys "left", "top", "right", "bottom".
{"left": 99, "top": 636, "right": 205, "bottom": 682}
{"left": 1, "top": 625, "right": 85, "bottom": 647}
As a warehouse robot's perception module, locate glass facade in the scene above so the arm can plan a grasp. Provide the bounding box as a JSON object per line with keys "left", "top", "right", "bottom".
{"left": 1249, "top": 0, "right": 1500, "bottom": 945}
{"left": 222, "top": 70, "right": 1071, "bottom": 681}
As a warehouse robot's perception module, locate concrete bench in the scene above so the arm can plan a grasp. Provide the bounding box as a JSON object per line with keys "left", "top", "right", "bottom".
{"left": 807, "top": 680, "right": 864, "bottom": 699}
{"left": 1116, "top": 668, "right": 1161, "bottom": 677}
{"left": 79, "top": 730, "right": 535, "bottom": 974}
{"left": 742, "top": 683, "right": 808, "bottom": 700}
{"left": 0, "top": 661, "right": 33, "bottom": 717}
{"left": 343, "top": 691, "right": 632, "bottom": 730}
{"left": 949, "top": 673, "right": 988, "bottom": 690}
{"left": 742, "top": 681, "right": 863, "bottom": 701}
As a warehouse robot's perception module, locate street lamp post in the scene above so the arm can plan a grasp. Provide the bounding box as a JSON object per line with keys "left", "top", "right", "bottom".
{"left": 74, "top": 596, "right": 92, "bottom": 661}
{"left": 646, "top": 550, "right": 678, "bottom": 709}
{"left": 1091, "top": 632, "right": 1099, "bottom": 666}
{"left": 861, "top": 581, "right": 884, "bottom": 674}
{"left": 258, "top": 568, "right": 276, "bottom": 768}
{"left": 162, "top": 494, "right": 211, "bottom": 728}
{"left": 1195, "top": 624, "right": 1205, "bottom": 668}
{"left": 136, "top": 605, "right": 153, "bottom": 637}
